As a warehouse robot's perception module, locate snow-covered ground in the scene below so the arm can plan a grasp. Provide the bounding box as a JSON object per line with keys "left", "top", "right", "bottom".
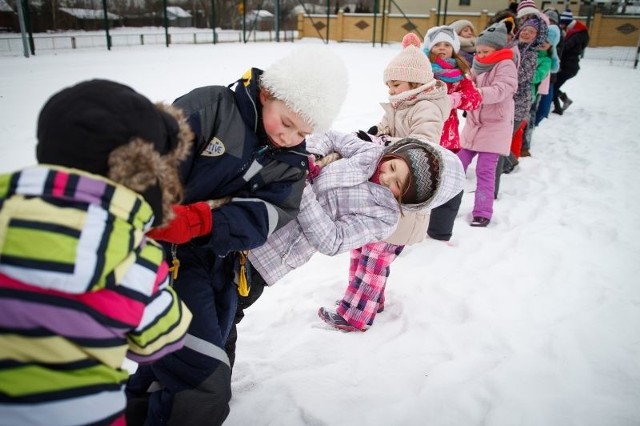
{"left": 1, "top": 39, "right": 639, "bottom": 426}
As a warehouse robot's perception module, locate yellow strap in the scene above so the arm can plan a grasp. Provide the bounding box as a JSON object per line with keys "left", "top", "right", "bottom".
{"left": 169, "top": 258, "right": 180, "bottom": 281}
{"left": 237, "top": 252, "right": 250, "bottom": 297}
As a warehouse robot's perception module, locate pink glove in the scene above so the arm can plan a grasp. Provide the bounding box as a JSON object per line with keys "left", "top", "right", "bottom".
{"left": 448, "top": 92, "right": 462, "bottom": 109}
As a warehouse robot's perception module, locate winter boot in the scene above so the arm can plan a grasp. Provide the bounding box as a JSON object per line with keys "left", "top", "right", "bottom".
{"left": 318, "top": 307, "right": 363, "bottom": 332}
{"left": 470, "top": 217, "right": 490, "bottom": 227}
{"left": 559, "top": 92, "right": 573, "bottom": 111}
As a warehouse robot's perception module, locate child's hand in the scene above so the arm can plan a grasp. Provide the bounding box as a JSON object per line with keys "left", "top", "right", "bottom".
{"left": 448, "top": 92, "right": 462, "bottom": 109}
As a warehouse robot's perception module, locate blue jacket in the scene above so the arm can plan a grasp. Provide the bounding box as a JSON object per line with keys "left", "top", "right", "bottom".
{"left": 168, "top": 68, "right": 307, "bottom": 344}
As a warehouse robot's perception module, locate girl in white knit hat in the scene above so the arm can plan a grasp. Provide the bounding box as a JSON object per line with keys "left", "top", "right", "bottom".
{"left": 319, "top": 34, "right": 462, "bottom": 331}
{"left": 449, "top": 19, "right": 478, "bottom": 65}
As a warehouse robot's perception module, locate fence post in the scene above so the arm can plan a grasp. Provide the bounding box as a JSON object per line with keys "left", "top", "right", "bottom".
{"left": 140, "top": 34, "right": 144, "bottom": 45}
{"left": 71, "top": 36, "right": 76, "bottom": 49}
{"left": 634, "top": 35, "right": 639, "bottom": 69}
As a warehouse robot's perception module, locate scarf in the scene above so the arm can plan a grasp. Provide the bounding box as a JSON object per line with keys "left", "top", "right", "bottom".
{"left": 472, "top": 48, "right": 515, "bottom": 75}
{"left": 431, "top": 57, "right": 464, "bottom": 83}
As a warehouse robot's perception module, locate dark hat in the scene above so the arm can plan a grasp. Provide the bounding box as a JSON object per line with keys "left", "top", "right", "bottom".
{"left": 394, "top": 142, "right": 439, "bottom": 205}
{"left": 36, "top": 79, "right": 192, "bottom": 225}
{"left": 559, "top": 8, "right": 574, "bottom": 25}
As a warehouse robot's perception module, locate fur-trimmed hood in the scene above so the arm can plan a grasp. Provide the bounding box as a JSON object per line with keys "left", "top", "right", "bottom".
{"left": 36, "top": 79, "right": 193, "bottom": 226}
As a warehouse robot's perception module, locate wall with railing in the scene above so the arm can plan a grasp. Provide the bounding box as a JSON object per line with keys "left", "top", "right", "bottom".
{"left": 297, "top": 10, "right": 640, "bottom": 47}
{"left": 0, "top": 28, "right": 298, "bottom": 55}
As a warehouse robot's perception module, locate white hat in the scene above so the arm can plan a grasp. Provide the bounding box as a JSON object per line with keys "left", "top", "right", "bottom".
{"left": 423, "top": 26, "right": 461, "bottom": 53}
{"left": 449, "top": 20, "right": 475, "bottom": 37}
{"left": 261, "top": 45, "right": 348, "bottom": 133}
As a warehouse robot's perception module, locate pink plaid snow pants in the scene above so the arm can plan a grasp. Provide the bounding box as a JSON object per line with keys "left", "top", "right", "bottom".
{"left": 336, "top": 241, "right": 404, "bottom": 330}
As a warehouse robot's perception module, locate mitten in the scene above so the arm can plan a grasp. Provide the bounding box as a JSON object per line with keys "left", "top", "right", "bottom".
{"left": 355, "top": 130, "right": 372, "bottom": 141}
{"left": 448, "top": 92, "right": 462, "bottom": 109}
{"left": 147, "top": 201, "right": 213, "bottom": 244}
{"left": 307, "top": 155, "right": 322, "bottom": 182}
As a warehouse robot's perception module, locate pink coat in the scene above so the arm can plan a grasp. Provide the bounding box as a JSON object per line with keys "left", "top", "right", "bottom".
{"left": 460, "top": 59, "right": 518, "bottom": 156}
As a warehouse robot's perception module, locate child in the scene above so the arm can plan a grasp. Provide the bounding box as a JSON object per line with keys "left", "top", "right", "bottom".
{"left": 126, "top": 46, "right": 348, "bottom": 425}
{"left": 250, "top": 131, "right": 463, "bottom": 286}
{"left": 511, "top": 15, "right": 548, "bottom": 158}
{"left": 536, "top": 9, "right": 564, "bottom": 124}
{"left": 522, "top": 24, "right": 560, "bottom": 154}
{"left": 495, "top": 14, "right": 547, "bottom": 192}
{"left": 220, "top": 131, "right": 463, "bottom": 362}
{"left": 0, "top": 79, "right": 193, "bottom": 425}
{"left": 553, "top": 8, "right": 590, "bottom": 114}
{"left": 366, "top": 33, "right": 450, "bottom": 145}
{"left": 458, "top": 22, "right": 518, "bottom": 227}
{"left": 321, "top": 35, "right": 462, "bottom": 332}
{"left": 449, "top": 19, "right": 477, "bottom": 65}
{"left": 422, "top": 26, "right": 483, "bottom": 241}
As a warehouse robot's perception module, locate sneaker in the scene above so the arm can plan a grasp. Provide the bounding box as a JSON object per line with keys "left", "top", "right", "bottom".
{"left": 318, "top": 307, "right": 363, "bottom": 332}
{"left": 470, "top": 216, "right": 490, "bottom": 227}
{"left": 562, "top": 97, "right": 573, "bottom": 111}
{"left": 335, "top": 299, "right": 384, "bottom": 313}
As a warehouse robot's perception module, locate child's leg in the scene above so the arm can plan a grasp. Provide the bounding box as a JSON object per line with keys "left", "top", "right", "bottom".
{"left": 337, "top": 242, "right": 404, "bottom": 329}
{"left": 535, "top": 84, "right": 554, "bottom": 126}
{"left": 427, "top": 190, "right": 463, "bottom": 241}
{"left": 473, "top": 152, "right": 500, "bottom": 220}
{"left": 456, "top": 148, "right": 475, "bottom": 172}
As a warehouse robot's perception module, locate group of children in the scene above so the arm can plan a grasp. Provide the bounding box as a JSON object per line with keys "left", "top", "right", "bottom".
{"left": 0, "top": 1, "right": 589, "bottom": 424}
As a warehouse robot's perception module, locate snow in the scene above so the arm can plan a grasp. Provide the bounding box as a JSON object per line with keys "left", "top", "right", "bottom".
{"left": 1, "top": 39, "right": 640, "bottom": 426}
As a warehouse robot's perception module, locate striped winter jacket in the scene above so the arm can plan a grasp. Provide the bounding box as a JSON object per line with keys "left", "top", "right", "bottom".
{"left": 248, "top": 130, "right": 402, "bottom": 286}
{"left": 0, "top": 166, "right": 192, "bottom": 426}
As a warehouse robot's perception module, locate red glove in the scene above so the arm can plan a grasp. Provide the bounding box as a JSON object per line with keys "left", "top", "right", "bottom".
{"left": 307, "top": 155, "right": 322, "bottom": 182}
{"left": 147, "top": 202, "right": 213, "bottom": 244}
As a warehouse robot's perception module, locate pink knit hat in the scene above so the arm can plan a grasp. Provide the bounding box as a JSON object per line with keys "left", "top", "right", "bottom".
{"left": 383, "top": 33, "right": 435, "bottom": 85}
{"left": 517, "top": 0, "right": 541, "bottom": 18}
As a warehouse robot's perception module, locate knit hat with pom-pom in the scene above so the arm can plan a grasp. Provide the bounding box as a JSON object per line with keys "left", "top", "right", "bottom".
{"left": 423, "top": 26, "right": 461, "bottom": 53}
{"left": 559, "top": 8, "right": 574, "bottom": 25}
{"left": 260, "top": 45, "right": 348, "bottom": 133}
{"left": 517, "top": 0, "right": 541, "bottom": 19}
{"left": 383, "top": 33, "right": 434, "bottom": 85}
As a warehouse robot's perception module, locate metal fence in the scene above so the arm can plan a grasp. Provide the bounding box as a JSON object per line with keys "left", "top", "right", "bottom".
{"left": 0, "top": 29, "right": 298, "bottom": 55}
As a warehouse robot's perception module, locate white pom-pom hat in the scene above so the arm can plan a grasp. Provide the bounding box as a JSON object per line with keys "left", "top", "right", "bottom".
{"left": 260, "top": 45, "right": 348, "bottom": 133}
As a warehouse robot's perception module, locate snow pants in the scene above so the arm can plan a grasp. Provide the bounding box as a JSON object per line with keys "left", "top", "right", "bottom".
{"left": 126, "top": 253, "right": 237, "bottom": 426}
{"left": 337, "top": 242, "right": 404, "bottom": 330}
{"left": 427, "top": 190, "right": 464, "bottom": 241}
{"left": 458, "top": 149, "right": 500, "bottom": 220}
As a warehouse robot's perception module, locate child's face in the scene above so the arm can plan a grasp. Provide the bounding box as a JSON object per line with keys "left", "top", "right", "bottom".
{"left": 260, "top": 91, "right": 312, "bottom": 148}
{"left": 518, "top": 26, "right": 538, "bottom": 44}
{"left": 459, "top": 26, "right": 474, "bottom": 38}
{"left": 378, "top": 157, "right": 410, "bottom": 198}
{"left": 475, "top": 45, "right": 497, "bottom": 59}
{"left": 539, "top": 40, "right": 551, "bottom": 50}
{"left": 431, "top": 41, "right": 454, "bottom": 59}
{"left": 387, "top": 80, "right": 416, "bottom": 96}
